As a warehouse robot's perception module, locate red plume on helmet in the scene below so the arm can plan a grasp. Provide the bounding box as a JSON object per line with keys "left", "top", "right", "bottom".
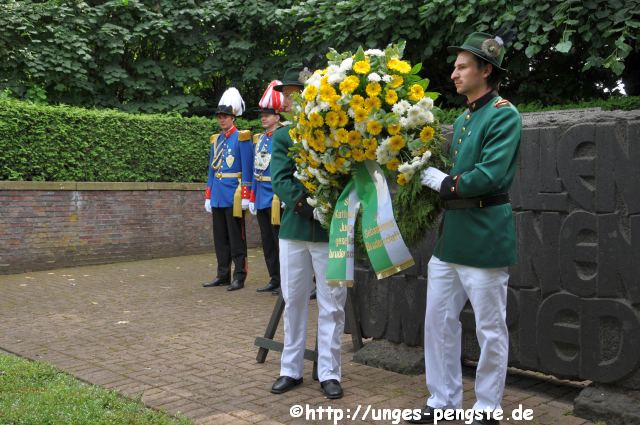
{"left": 257, "top": 80, "right": 284, "bottom": 114}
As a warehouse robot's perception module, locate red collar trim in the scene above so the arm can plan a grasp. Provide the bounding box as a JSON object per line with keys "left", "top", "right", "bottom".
{"left": 224, "top": 126, "right": 237, "bottom": 138}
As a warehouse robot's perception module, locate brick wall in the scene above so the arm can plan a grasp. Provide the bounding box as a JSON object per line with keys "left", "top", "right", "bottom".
{"left": 0, "top": 182, "right": 261, "bottom": 274}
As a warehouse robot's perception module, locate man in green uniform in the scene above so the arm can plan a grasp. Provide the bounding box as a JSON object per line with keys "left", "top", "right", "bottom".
{"left": 269, "top": 67, "right": 347, "bottom": 399}
{"left": 408, "top": 32, "right": 522, "bottom": 425}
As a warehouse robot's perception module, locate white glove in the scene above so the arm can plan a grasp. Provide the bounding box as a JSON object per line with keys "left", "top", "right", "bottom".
{"left": 204, "top": 199, "right": 212, "bottom": 213}
{"left": 313, "top": 208, "right": 327, "bottom": 223}
{"left": 241, "top": 198, "right": 250, "bottom": 210}
{"left": 249, "top": 202, "right": 257, "bottom": 215}
{"left": 420, "top": 167, "right": 448, "bottom": 191}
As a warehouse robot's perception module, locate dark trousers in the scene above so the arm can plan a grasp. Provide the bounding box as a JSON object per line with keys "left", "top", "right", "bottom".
{"left": 212, "top": 207, "right": 247, "bottom": 282}
{"left": 256, "top": 208, "right": 280, "bottom": 285}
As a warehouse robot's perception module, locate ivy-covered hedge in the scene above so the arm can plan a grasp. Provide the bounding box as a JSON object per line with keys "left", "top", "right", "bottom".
{"left": 0, "top": 99, "right": 261, "bottom": 182}
{"left": 1, "top": 97, "right": 638, "bottom": 182}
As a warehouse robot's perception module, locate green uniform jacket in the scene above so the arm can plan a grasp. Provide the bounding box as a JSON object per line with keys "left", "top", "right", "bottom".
{"left": 271, "top": 125, "right": 329, "bottom": 242}
{"left": 433, "top": 92, "right": 522, "bottom": 268}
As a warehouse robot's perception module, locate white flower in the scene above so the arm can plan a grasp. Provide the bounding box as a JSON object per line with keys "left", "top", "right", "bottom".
{"left": 306, "top": 72, "right": 322, "bottom": 88}
{"left": 392, "top": 100, "right": 411, "bottom": 116}
{"left": 424, "top": 110, "right": 435, "bottom": 123}
{"left": 381, "top": 74, "right": 392, "bottom": 83}
{"left": 399, "top": 117, "right": 410, "bottom": 128}
{"left": 347, "top": 107, "right": 356, "bottom": 118}
{"left": 328, "top": 71, "right": 346, "bottom": 85}
{"left": 365, "top": 49, "right": 385, "bottom": 57}
{"left": 309, "top": 149, "right": 321, "bottom": 164}
{"left": 294, "top": 170, "right": 308, "bottom": 181}
{"left": 367, "top": 72, "right": 382, "bottom": 82}
{"left": 421, "top": 150, "right": 432, "bottom": 162}
{"left": 305, "top": 102, "right": 314, "bottom": 115}
{"left": 354, "top": 122, "right": 366, "bottom": 134}
{"left": 317, "top": 101, "right": 330, "bottom": 112}
{"left": 339, "top": 57, "right": 353, "bottom": 72}
{"left": 302, "top": 138, "right": 309, "bottom": 150}
{"left": 417, "top": 97, "right": 434, "bottom": 110}
{"left": 408, "top": 105, "right": 421, "bottom": 118}
{"left": 307, "top": 197, "right": 318, "bottom": 207}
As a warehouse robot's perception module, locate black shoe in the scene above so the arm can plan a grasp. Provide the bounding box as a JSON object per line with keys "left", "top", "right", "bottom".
{"left": 320, "top": 379, "right": 343, "bottom": 399}
{"left": 272, "top": 288, "right": 280, "bottom": 296}
{"left": 256, "top": 282, "right": 280, "bottom": 293}
{"left": 227, "top": 279, "right": 244, "bottom": 291}
{"left": 310, "top": 288, "right": 316, "bottom": 300}
{"left": 271, "top": 376, "right": 303, "bottom": 394}
{"left": 202, "top": 277, "right": 230, "bottom": 287}
{"left": 406, "top": 405, "right": 441, "bottom": 424}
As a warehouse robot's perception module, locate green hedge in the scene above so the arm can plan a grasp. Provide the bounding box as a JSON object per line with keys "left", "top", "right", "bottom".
{"left": 0, "top": 99, "right": 262, "bottom": 182}
{"left": 1, "top": 97, "right": 638, "bottom": 182}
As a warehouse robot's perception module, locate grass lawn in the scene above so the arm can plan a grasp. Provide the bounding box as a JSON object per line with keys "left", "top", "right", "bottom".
{"left": 0, "top": 351, "right": 192, "bottom": 424}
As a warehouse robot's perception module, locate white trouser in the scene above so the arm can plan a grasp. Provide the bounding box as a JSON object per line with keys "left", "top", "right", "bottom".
{"left": 279, "top": 239, "right": 347, "bottom": 382}
{"left": 425, "top": 255, "right": 509, "bottom": 412}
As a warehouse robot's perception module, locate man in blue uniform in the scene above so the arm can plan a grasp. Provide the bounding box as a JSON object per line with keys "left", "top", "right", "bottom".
{"left": 249, "top": 80, "right": 283, "bottom": 294}
{"left": 203, "top": 87, "right": 254, "bottom": 291}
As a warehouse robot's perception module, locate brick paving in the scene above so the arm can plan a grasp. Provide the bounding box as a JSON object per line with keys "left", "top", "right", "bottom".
{"left": 0, "top": 250, "right": 595, "bottom": 424}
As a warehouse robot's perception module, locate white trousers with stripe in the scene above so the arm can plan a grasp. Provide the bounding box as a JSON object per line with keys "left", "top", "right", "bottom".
{"left": 425, "top": 255, "right": 509, "bottom": 412}
{"left": 279, "top": 239, "right": 347, "bottom": 382}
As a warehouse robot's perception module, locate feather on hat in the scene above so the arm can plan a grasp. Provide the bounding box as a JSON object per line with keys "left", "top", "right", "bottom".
{"left": 216, "top": 87, "right": 245, "bottom": 116}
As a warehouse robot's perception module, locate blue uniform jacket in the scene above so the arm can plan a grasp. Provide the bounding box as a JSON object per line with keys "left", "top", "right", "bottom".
{"left": 205, "top": 127, "right": 254, "bottom": 208}
{"left": 250, "top": 131, "right": 276, "bottom": 210}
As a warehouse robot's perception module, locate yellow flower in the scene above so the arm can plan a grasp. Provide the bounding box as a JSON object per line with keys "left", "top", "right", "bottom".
{"left": 308, "top": 112, "right": 324, "bottom": 128}
{"left": 388, "top": 74, "right": 404, "bottom": 89}
{"left": 353, "top": 60, "right": 371, "bottom": 74}
{"left": 303, "top": 180, "right": 318, "bottom": 193}
{"left": 289, "top": 128, "right": 298, "bottom": 141}
{"left": 354, "top": 108, "right": 369, "bottom": 123}
{"left": 387, "top": 58, "right": 412, "bottom": 74}
{"left": 366, "top": 120, "right": 383, "bottom": 136}
{"left": 389, "top": 135, "right": 405, "bottom": 151}
{"left": 352, "top": 148, "right": 365, "bottom": 162}
{"left": 330, "top": 135, "right": 340, "bottom": 148}
{"left": 420, "top": 126, "right": 435, "bottom": 142}
{"left": 387, "top": 158, "right": 400, "bottom": 170}
{"left": 350, "top": 94, "right": 365, "bottom": 109}
{"left": 408, "top": 84, "right": 425, "bottom": 102}
{"left": 335, "top": 157, "right": 346, "bottom": 169}
{"left": 329, "top": 102, "right": 342, "bottom": 111}
{"left": 335, "top": 128, "right": 349, "bottom": 143}
{"left": 325, "top": 111, "right": 340, "bottom": 128}
{"left": 347, "top": 130, "right": 362, "bottom": 147}
{"left": 363, "top": 137, "right": 378, "bottom": 150}
{"left": 303, "top": 85, "right": 318, "bottom": 101}
{"left": 397, "top": 173, "right": 408, "bottom": 186}
{"left": 364, "top": 96, "right": 381, "bottom": 110}
{"left": 319, "top": 84, "right": 337, "bottom": 102}
{"left": 385, "top": 89, "right": 398, "bottom": 105}
{"left": 339, "top": 75, "right": 360, "bottom": 94}
{"left": 387, "top": 123, "right": 401, "bottom": 135}
{"left": 366, "top": 82, "right": 382, "bottom": 97}
{"left": 324, "top": 162, "right": 338, "bottom": 174}
{"left": 298, "top": 112, "right": 307, "bottom": 126}
{"left": 365, "top": 148, "right": 377, "bottom": 160}
{"left": 338, "top": 110, "right": 349, "bottom": 127}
